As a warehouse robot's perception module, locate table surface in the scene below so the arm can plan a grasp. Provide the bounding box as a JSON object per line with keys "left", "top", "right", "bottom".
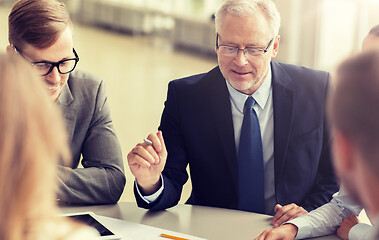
{"left": 61, "top": 202, "right": 339, "bottom": 240}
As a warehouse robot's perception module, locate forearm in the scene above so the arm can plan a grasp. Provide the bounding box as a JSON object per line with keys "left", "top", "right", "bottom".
{"left": 289, "top": 203, "right": 344, "bottom": 239}
{"left": 57, "top": 165, "right": 126, "bottom": 204}
{"left": 134, "top": 174, "right": 185, "bottom": 211}
{"left": 289, "top": 190, "right": 362, "bottom": 239}
{"left": 134, "top": 175, "right": 164, "bottom": 204}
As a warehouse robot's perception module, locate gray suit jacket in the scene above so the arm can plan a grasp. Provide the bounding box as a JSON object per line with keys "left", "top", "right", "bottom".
{"left": 56, "top": 69, "right": 125, "bottom": 205}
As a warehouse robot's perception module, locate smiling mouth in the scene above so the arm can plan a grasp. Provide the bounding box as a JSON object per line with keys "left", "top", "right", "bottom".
{"left": 232, "top": 70, "right": 250, "bottom": 75}
{"left": 46, "top": 84, "right": 61, "bottom": 93}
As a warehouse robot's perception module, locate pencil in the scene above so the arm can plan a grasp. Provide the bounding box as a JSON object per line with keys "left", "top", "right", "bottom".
{"left": 143, "top": 138, "right": 153, "bottom": 146}
{"left": 160, "top": 233, "right": 190, "bottom": 240}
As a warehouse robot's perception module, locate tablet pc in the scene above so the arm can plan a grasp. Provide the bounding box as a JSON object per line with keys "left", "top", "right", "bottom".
{"left": 61, "top": 212, "right": 122, "bottom": 240}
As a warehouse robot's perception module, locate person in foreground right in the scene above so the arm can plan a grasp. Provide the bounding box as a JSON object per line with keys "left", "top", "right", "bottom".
{"left": 0, "top": 53, "right": 98, "bottom": 239}
{"left": 255, "top": 25, "right": 379, "bottom": 240}
{"left": 256, "top": 49, "right": 379, "bottom": 240}
{"left": 327, "top": 49, "right": 379, "bottom": 240}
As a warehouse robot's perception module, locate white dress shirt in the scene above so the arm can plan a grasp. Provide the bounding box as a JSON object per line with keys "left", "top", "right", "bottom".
{"left": 288, "top": 186, "right": 373, "bottom": 239}
{"left": 137, "top": 68, "right": 276, "bottom": 215}
{"left": 135, "top": 175, "right": 164, "bottom": 203}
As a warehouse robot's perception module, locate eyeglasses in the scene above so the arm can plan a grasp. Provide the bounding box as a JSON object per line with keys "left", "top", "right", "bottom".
{"left": 13, "top": 46, "right": 79, "bottom": 76}
{"left": 216, "top": 33, "right": 274, "bottom": 59}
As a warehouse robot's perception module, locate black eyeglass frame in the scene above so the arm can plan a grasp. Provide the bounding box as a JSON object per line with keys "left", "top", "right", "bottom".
{"left": 216, "top": 33, "right": 274, "bottom": 56}
{"left": 13, "top": 45, "right": 80, "bottom": 76}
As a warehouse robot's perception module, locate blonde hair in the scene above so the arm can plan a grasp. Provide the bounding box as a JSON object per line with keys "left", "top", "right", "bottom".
{"left": 0, "top": 53, "right": 71, "bottom": 240}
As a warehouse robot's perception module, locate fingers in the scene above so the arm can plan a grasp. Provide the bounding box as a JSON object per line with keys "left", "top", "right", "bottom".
{"left": 341, "top": 214, "right": 358, "bottom": 226}
{"left": 337, "top": 214, "right": 359, "bottom": 240}
{"left": 272, "top": 204, "right": 293, "bottom": 226}
{"left": 337, "top": 224, "right": 349, "bottom": 240}
{"left": 254, "top": 225, "right": 297, "bottom": 240}
{"left": 147, "top": 132, "right": 161, "bottom": 151}
{"left": 340, "top": 214, "right": 359, "bottom": 227}
{"left": 146, "top": 131, "right": 168, "bottom": 164}
{"left": 271, "top": 204, "right": 307, "bottom": 227}
{"left": 255, "top": 230, "right": 269, "bottom": 240}
{"left": 157, "top": 131, "right": 168, "bottom": 160}
{"left": 347, "top": 214, "right": 359, "bottom": 223}
{"left": 127, "top": 131, "right": 168, "bottom": 169}
{"left": 128, "top": 143, "right": 158, "bottom": 166}
{"left": 274, "top": 204, "right": 282, "bottom": 213}
{"left": 127, "top": 147, "right": 153, "bottom": 168}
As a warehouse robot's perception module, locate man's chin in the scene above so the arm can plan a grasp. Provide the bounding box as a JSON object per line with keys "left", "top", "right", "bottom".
{"left": 50, "top": 91, "right": 61, "bottom": 102}
{"left": 228, "top": 79, "right": 256, "bottom": 93}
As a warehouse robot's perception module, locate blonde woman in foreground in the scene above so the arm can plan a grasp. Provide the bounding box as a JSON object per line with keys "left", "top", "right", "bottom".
{"left": 0, "top": 53, "right": 99, "bottom": 240}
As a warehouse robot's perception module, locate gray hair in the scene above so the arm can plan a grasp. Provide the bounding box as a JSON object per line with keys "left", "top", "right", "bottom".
{"left": 215, "top": 0, "right": 281, "bottom": 37}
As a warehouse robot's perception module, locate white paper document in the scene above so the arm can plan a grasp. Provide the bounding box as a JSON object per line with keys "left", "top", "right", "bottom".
{"left": 95, "top": 214, "right": 207, "bottom": 240}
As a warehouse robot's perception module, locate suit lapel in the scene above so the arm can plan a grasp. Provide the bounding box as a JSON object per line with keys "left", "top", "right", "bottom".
{"left": 207, "top": 67, "right": 238, "bottom": 191}
{"left": 271, "top": 61, "right": 295, "bottom": 187}
{"left": 56, "top": 82, "right": 77, "bottom": 142}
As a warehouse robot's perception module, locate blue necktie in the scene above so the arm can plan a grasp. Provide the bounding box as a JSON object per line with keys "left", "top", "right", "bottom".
{"left": 237, "top": 96, "right": 265, "bottom": 213}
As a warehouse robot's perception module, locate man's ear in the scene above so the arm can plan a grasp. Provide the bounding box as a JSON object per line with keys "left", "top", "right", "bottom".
{"left": 215, "top": 32, "right": 218, "bottom": 54}
{"left": 6, "top": 45, "right": 15, "bottom": 55}
{"left": 271, "top": 35, "right": 280, "bottom": 58}
{"left": 333, "top": 130, "right": 356, "bottom": 175}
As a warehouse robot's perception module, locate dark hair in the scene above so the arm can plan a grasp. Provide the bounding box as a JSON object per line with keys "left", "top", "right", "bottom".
{"left": 328, "top": 50, "right": 379, "bottom": 174}
{"left": 8, "top": 0, "right": 71, "bottom": 49}
{"left": 369, "top": 24, "right": 379, "bottom": 37}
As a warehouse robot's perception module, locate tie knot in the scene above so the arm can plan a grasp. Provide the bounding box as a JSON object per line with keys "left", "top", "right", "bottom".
{"left": 244, "top": 97, "right": 255, "bottom": 113}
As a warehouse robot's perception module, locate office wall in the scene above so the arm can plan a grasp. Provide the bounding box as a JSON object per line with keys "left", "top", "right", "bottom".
{"left": 65, "top": 0, "right": 379, "bottom": 71}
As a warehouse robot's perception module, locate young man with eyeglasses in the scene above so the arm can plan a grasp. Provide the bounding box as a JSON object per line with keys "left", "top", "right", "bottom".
{"left": 127, "top": 0, "right": 338, "bottom": 226}
{"left": 7, "top": 0, "right": 125, "bottom": 205}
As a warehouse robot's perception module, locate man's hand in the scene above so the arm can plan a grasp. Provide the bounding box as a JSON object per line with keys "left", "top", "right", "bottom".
{"left": 254, "top": 224, "right": 298, "bottom": 240}
{"left": 127, "top": 131, "right": 167, "bottom": 195}
{"left": 337, "top": 214, "right": 359, "bottom": 240}
{"left": 271, "top": 204, "right": 308, "bottom": 227}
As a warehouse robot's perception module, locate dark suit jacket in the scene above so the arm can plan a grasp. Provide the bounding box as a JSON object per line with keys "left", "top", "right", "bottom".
{"left": 56, "top": 69, "right": 126, "bottom": 205}
{"left": 135, "top": 61, "right": 339, "bottom": 213}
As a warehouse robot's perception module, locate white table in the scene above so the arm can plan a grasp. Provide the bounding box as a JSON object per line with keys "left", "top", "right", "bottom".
{"left": 61, "top": 202, "right": 339, "bottom": 240}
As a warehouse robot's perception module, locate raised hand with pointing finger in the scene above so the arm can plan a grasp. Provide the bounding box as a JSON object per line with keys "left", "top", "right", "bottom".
{"left": 127, "top": 131, "right": 167, "bottom": 195}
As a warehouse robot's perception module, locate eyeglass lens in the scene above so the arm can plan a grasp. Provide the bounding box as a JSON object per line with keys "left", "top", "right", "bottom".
{"left": 34, "top": 59, "right": 77, "bottom": 76}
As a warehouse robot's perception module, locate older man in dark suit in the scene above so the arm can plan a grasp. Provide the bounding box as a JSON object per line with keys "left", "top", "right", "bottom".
{"left": 128, "top": 0, "right": 338, "bottom": 226}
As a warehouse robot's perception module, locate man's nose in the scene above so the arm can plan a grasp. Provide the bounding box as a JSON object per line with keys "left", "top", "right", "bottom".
{"left": 234, "top": 49, "right": 249, "bottom": 66}
{"left": 45, "top": 66, "right": 61, "bottom": 85}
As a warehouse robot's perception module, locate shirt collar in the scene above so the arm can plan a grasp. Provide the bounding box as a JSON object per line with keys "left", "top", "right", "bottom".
{"left": 226, "top": 66, "right": 272, "bottom": 114}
